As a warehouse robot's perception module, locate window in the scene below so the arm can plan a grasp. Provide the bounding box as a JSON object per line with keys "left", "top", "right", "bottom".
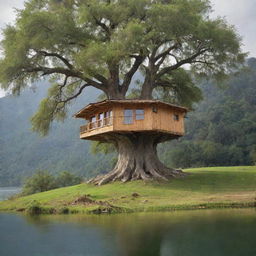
{"left": 135, "top": 109, "right": 144, "bottom": 120}
{"left": 173, "top": 114, "right": 179, "bottom": 121}
{"left": 123, "top": 109, "right": 133, "bottom": 124}
{"left": 91, "top": 116, "right": 97, "bottom": 128}
{"left": 98, "top": 113, "right": 104, "bottom": 127}
{"left": 152, "top": 106, "right": 158, "bottom": 113}
{"left": 104, "top": 110, "right": 112, "bottom": 125}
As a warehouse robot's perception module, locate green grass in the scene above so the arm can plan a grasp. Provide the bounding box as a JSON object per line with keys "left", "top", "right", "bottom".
{"left": 1, "top": 166, "right": 256, "bottom": 214}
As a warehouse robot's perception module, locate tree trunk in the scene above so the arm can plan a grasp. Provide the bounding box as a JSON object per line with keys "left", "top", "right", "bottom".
{"left": 89, "top": 133, "right": 186, "bottom": 185}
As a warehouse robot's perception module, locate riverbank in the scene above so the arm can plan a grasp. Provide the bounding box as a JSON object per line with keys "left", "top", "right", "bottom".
{"left": 0, "top": 166, "right": 255, "bottom": 214}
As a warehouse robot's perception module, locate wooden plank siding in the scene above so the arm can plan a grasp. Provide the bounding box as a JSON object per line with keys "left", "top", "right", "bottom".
{"left": 113, "top": 104, "right": 153, "bottom": 131}
{"left": 152, "top": 105, "right": 185, "bottom": 135}
{"left": 75, "top": 100, "right": 187, "bottom": 140}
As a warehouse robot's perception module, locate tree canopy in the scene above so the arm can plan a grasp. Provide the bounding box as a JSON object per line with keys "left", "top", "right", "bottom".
{"left": 0, "top": 0, "right": 245, "bottom": 135}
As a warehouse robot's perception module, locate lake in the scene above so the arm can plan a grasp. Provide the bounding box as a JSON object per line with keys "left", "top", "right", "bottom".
{"left": 0, "top": 209, "right": 256, "bottom": 256}
{"left": 0, "top": 187, "right": 21, "bottom": 201}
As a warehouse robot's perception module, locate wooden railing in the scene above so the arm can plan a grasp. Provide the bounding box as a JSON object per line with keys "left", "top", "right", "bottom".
{"left": 80, "top": 117, "right": 113, "bottom": 134}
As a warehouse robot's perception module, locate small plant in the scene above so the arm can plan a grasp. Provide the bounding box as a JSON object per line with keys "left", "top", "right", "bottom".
{"left": 58, "top": 207, "right": 70, "bottom": 214}
{"left": 26, "top": 200, "right": 43, "bottom": 215}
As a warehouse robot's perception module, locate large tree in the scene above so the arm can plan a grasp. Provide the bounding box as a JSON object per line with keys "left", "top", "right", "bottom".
{"left": 0, "top": 0, "right": 245, "bottom": 184}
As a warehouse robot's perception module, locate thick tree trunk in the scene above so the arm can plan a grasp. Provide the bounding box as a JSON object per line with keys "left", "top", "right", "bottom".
{"left": 89, "top": 133, "right": 186, "bottom": 185}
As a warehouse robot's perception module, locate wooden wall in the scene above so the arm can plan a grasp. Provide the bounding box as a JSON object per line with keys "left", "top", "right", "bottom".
{"left": 152, "top": 105, "right": 185, "bottom": 135}
{"left": 79, "top": 102, "right": 186, "bottom": 139}
{"left": 113, "top": 103, "right": 185, "bottom": 135}
{"left": 113, "top": 104, "right": 153, "bottom": 131}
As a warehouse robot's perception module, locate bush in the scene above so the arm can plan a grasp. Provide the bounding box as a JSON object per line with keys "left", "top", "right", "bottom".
{"left": 22, "top": 170, "right": 83, "bottom": 195}
{"left": 22, "top": 170, "right": 56, "bottom": 195}
{"left": 55, "top": 171, "right": 83, "bottom": 187}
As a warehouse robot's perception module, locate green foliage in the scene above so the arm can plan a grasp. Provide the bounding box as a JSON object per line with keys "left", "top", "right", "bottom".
{"left": 26, "top": 200, "right": 43, "bottom": 215}
{"left": 22, "top": 170, "right": 57, "bottom": 195}
{"left": 0, "top": 0, "right": 245, "bottom": 135}
{"left": 22, "top": 170, "right": 83, "bottom": 195}
{"left": 159, "top": 59, "right": 256, "bottom": 168}
{"left": 55, "top": 171, "right": 83, "bottom": 188}
{"left": 153, "top": 69, "right": 203, "bottom": 108}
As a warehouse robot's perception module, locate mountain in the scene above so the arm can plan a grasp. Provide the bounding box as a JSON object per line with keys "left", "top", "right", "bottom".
{"left": 0, "top": 82, "right": 114, "bottom": 186}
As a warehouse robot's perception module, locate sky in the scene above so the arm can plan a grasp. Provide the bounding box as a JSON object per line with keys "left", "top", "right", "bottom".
{"left": 0, "top": 0, "right": 255, "bottom": 97}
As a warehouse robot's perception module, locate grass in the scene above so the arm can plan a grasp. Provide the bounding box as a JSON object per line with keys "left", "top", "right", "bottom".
{"left": 0, "top": 166, "right": 256, "bottom": 214}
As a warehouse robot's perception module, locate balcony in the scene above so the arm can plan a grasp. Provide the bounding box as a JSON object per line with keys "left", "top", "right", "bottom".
{"left": 80, "top": 116, "right": 113, "bottom": 136}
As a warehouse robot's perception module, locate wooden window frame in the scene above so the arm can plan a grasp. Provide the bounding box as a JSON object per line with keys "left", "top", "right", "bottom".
{"left": 135, "top": 109, "right": 144, "bottom": 120}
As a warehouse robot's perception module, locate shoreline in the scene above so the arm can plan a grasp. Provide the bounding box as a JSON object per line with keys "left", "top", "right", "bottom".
{"left": 1, "top": 166, "right": 256, "bottom": 215}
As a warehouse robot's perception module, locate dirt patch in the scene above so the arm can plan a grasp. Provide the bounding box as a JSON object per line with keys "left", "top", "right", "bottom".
{"left": 71, "top": 195, "right": 95, "bottom": 205}
{"left": 70, "top": 195, "right": 113, "bottom": 207}
{"left": 69, "top": 195, "right": 124, "bottom": 214}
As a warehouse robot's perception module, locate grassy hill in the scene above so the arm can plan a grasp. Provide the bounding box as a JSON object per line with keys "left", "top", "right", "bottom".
{"left": 1, "top": 166, "right": 255, "bottom": 214}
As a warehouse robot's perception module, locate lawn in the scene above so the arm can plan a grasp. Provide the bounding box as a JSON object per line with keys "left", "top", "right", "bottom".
{"left": 0, "top": 166, "right": 255, "bottom": 214}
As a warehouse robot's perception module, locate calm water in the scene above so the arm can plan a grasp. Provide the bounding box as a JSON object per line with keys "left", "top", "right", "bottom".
{"left": 0, "top": 187, "right": 21, "bottom": 201}
{"left": 0, "top": 209, "right": 256, "bottom": 256}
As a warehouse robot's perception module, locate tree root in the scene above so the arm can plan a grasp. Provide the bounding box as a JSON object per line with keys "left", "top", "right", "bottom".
{"left": 87, "top": 133, "right": 188, "bottom": 186}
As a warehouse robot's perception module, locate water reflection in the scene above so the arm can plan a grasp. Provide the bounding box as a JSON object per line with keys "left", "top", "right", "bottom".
{"left": 1, "top": 209, "right": 256, "bottom": 256}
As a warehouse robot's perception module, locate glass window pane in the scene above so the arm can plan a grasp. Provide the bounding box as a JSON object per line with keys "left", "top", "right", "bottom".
{"left": 124, "top": 116, "right": 133, "bottom": 124}
{"left": 91, "top": 116, "right": 96, "bottom": 129}
{"left": 99, "top": 113, "right": 104, "bottom": 120}
{"left": 136, "top": 115, "right": 144, "bottom": 120}
{"left": 173, "top": 114, "right": 179, "bottom": 121}
{"left": 135, "top": 109, "right": 144, "bottom": 120}
{"left": 135, "top": 109, "right": 144, "bottom": 115}
{"left": 123, "top": 109, "right": 133, "bottom": 124}
{"left": 124, "top": 109, "right": 133, "bottom": 116}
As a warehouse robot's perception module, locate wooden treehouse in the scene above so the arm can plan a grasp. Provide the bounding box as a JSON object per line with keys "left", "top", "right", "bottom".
{"left": 74, "top": 100, "right": 188, "bottom": 141}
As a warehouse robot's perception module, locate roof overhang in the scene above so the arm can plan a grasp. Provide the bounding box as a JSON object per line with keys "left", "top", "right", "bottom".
{"left": 74, "top": 100, "right": 189, "bottom": 119}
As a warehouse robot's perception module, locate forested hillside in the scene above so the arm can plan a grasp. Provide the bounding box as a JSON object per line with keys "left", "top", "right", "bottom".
{"left": 1, "top": 59, "right": 256, "bottom": 186}
{"left": 159, "top": 58, "right": 256, "bottom": 168}
{"left": 0, "top": 83, "right": 114, "bottom": 186}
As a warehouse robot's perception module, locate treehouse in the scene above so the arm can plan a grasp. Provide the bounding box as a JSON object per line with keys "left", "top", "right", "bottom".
{"left": 74, "top": 100, "right": 188, "bottom": 141}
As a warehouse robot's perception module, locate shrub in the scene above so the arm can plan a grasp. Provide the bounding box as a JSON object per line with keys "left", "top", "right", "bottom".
{"left": 22, "top": 170, "right": 56, "bottom": 195}
{"left": 22, "top": 170, "right": 83, "bottom": 195}
{"left": 55, "top": 171, "right": 83, "bottom": 188}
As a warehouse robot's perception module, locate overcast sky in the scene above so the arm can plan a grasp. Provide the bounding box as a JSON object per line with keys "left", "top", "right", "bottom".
{"left": 0, "top": 0, "right": 255, "bottom": 97}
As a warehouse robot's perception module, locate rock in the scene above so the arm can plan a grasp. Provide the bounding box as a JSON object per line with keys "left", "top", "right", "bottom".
{"left": 132, "top": 192, "right": 139, "bottom": 197}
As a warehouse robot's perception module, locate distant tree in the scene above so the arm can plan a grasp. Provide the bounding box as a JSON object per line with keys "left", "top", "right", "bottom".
{"left": 22, "top": 170, "right": 82, "bottom": 195}
{"left": 55, "top": 171, "right": 83, "bottom": 187}
{"left": 159, "top": 59, "right": 256, "bottom": 168}
{"left": 22, "top": 170, "right": 56, "bottom": 195}
{"left": 0, "top": 0, "right": 245, "bottom": 184}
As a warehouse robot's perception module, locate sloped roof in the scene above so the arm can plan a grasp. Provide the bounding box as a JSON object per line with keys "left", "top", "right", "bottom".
{"left": 74, "top": 99, "right": 188, "bottom": 118}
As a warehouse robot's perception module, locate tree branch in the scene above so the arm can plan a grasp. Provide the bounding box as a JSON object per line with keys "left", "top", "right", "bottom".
{"left": 35, "top": 50, "right": 74, "bottom": 69}
{"left": 157, "top": 48, "right": 209, "bottom": 78}
{"left": 155, "top": 43, "right": 178, "bottom": 61}
{"left": 121, "top": 55, "right": 145, "bottom": 94}
{"left": 24, "top": 66, "right": 106, "bottom": 91}
{"left": 58, "top": 83, "right": 89, "bottom": 104}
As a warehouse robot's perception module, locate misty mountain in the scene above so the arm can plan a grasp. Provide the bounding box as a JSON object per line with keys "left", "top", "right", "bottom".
{"left": 0, "top": 82, "right": 114, "bottom": 186}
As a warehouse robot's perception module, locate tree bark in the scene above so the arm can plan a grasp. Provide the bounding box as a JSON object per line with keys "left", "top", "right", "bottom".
{"left": 88, "top": 133, "right": 186, "bottom": 185}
